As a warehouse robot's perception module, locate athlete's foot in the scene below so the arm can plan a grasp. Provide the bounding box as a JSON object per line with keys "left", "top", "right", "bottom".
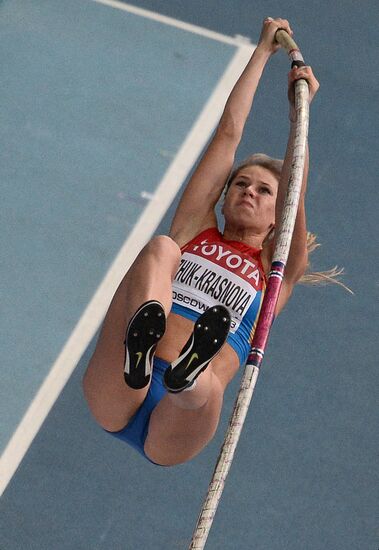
{"left": 124, "top": 300, "right": 166, "bottom": 389}
{"left": 163, "top": 305, "right": 231, "bottom": 393}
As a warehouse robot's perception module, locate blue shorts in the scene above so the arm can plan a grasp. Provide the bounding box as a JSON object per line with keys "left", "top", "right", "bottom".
{"left": 105, "top": 356, "right": 170, "bottom": 464}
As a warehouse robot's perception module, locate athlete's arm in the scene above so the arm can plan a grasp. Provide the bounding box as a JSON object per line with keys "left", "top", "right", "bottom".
{"left": 169, "top": 18, "right": 293, "bottom": 247}
{"left": 263, "top": 65, "right": 319, "bottom": 315}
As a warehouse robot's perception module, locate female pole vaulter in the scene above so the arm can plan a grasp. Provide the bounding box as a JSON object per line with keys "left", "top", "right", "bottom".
{"left": 83, "top": 17, "right": 322, "bottom": 466}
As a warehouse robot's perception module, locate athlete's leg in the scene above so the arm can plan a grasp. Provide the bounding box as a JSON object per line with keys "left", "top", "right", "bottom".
{"left": 83, "top": 235, "right": 181, "bottom": 432}
{"left": 144, "top": 364, "right": 229, "bottom": 465}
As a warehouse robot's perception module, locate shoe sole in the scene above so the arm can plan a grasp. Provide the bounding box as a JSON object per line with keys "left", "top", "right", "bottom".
{"left": 124, "top": 300, "right": 166, "bottom": 389}
{"left": 163, "top": 305, "right": 231, "bottom": 393}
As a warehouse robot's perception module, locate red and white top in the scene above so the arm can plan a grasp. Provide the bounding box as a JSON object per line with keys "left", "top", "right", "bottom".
{"left": 171, "top": 227, "right": 267, "bottom": 365}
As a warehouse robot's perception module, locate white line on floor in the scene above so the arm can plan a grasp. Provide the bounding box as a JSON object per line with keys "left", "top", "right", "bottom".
{"left": 0, "top": 22, "right": 255, "bottom": 496}
{"left": 92, "top": 0, "right": 251, "bottom": 45}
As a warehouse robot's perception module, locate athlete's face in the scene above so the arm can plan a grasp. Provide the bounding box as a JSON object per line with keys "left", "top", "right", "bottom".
{"left": 223, "top": 165, "right": 278, "bottom": 235}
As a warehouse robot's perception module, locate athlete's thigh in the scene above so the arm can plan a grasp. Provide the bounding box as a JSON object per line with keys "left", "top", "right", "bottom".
{"left": 83, "top": 274, "right": 148, "bottom": 431}
{"left": 144, "top": 375, "right": 224, "bottom": 465}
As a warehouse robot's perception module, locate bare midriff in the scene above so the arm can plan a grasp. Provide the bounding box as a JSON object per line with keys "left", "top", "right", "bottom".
{"left": 156, "top": 312, "right": 240, "bottom": 389}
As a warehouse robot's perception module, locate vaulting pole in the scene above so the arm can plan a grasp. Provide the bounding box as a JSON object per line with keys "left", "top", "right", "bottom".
{"left": 188, "top": 29, "right": 309, "bottom": 549}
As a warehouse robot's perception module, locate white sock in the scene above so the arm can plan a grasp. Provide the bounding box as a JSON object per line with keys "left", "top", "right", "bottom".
{"left": 182, "top": 379, "right": 197, "bottom": 392}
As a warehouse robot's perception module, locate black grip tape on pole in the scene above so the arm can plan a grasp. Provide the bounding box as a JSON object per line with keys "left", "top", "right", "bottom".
{"left": 291, "top": 60, "right": 306, "bottom": 68}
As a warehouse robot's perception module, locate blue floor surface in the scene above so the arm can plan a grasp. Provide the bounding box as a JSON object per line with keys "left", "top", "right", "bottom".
{"left": 1, "top": 0, "right": 378, "bottom": 549}
{"left": 0, "top": 0, "right": 235, "bottom": 451}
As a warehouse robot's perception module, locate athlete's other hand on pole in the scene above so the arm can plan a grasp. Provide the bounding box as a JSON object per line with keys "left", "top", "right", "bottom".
{"left": 288, "top": 66, "right": 320, "bottom": 121}
{"left": 257, "top": 17, "right": 293, "bottom": 55}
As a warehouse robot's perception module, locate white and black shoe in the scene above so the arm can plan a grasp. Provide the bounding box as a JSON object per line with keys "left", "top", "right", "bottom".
{"left": 124, "top": 300, "right": 166, "bottom": 389}
{"left": 163, "top": 305, "right": 231, "bottom": 393}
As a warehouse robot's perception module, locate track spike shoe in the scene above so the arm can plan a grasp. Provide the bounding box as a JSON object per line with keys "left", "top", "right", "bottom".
{"left": 164, "top": 305, "right": 231, "bottom": 393}
{"left": 124, "top": 300, "right": 166, "bottom": 389}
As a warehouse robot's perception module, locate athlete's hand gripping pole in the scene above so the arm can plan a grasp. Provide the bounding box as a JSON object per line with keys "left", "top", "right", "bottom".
{"left": 188, "top": 30, "right": 309, "bottom": 550}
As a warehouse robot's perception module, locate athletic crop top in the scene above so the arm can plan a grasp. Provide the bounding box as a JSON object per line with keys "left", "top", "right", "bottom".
{"left": 171, "top": 227, "right": 267, "bottom": 366}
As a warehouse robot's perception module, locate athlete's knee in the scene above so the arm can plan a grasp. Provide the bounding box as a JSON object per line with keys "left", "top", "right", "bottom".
{"left": 145, "top": 235, "right": 181, "bottom": 268}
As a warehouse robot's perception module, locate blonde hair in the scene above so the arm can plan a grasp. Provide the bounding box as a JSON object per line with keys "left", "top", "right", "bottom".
{"left": 301, "top": 233, "right": 353, "bottom": 293}
{"left": 225, "top": 153, "right": 283, "bottom": 193}
{"left": 225, "top": 153, "right": 352, "bottom": 293}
